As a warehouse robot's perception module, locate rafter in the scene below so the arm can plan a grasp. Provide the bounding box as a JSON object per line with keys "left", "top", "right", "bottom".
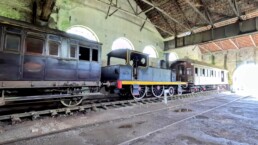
{"left": 174, "top": 0, "right": 191, "bottom": 29}
{"left": 127, "top": 0, "right": 136, "bottom": 14}
{"left": 229, "top": 38, "right": 239, "bottom": 49}
{"left": 249, "top": 35, "right": 256, "bottom": 47}
{"left": 212, "top": 42, "right": 223, "bottom": 50}
{"left": 227, "top": 0, "right": 241, "bottom": 19}
{"left": 139, "top": 0, "right": 191, "bottom": 31}
{"left": 97, "top": 0, "right": 174, "bottom": 36}
{"left": 136, "top": 0, "right": 169, "bottom": 16}
{"left": 184, "top": 0, "right": 212, "bottom": 25}
{"left": 199, "top": 45, "right": 212, "bottom": 54}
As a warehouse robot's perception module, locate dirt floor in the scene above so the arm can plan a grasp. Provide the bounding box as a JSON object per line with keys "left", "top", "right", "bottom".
{"left": 1, "top": 93, "right": 258, "bottom": 145}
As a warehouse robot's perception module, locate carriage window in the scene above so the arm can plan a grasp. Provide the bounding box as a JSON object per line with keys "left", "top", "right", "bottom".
{"left": 79, "top": 46, "right": 90, "bottom": 61}
{"left": 26, "top": 37, "right": 44, "bottom": 54}
{"left": 195, "top": 68, "right": 198, "bottom": 75}
{"left": 92, "top": 49, "right": 98, "bottom": 61}
{"left": 5, "top": 34, "right": 20, "bottom": 51}
{"left": 70, "top": 45, "right": 77, "bottom": 58}
{"left": 202, "top": 69, "right": 205, "bottom": 76}
{"left": 187, "top": 68, "right": 191, "bottom": 75}
{"left": 48, "top": 41, "right": 60, "bottom": 56}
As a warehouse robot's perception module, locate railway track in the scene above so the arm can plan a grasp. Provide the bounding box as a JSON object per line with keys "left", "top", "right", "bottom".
{"left": 0, "top": 91, "right": 235, "bottom": 145}
{"left": 0, "top": 91, "right": 218, "bottom": 123}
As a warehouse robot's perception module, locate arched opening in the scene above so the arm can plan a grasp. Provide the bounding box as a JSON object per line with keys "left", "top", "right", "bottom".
{"left": 168, "top": 52, "right": 178, "bottom": 61}
{"left": 111, "top": 37, "right": 134, "bottom": 50}
{"left": 143, "top": 45, "right": 158, "bottom": 58}
{"left": 233, "top": 63, "right": 258, "bottom": 96}
{"left": 66, "top": 25, "right": 99, "bottom": 42}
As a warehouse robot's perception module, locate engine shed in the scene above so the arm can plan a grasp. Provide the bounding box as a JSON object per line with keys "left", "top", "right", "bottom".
{"left": 0, "top": 0, "right": 258, "bottom": 145}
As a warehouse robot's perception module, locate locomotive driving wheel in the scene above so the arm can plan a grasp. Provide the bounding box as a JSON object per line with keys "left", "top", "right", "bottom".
{"left": 168, "top": 87, "right": 175, "bottom": 96}
{"left": 151, "top": 85, "right": 164, "bottom": 98}
{"left": 60, "top": 97, "right": 83, "bottom": 107}
{"left": 130, "top": 85, "right": 146, "bottom": 100}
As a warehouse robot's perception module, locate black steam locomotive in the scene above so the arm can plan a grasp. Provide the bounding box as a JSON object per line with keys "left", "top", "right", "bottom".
{"left": 0, "top": 17, "right": 228, "bottom": 107}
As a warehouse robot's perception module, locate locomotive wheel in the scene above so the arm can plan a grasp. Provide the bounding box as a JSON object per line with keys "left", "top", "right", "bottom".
{"left": 168, "top": 87, "right": 175, "bottom": 96}
{"left": 151, "top": 85, "right": 164, "bottom": 98}
{"left": 60, "top": 97, "right": 83, "bottom": 107}
{"left": 130, "top": 85, "right": 146, "bottom": 100}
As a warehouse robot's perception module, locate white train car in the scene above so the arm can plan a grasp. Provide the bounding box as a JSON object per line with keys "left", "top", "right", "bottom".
{"left": 170, "top": 59, "right": 229, "bottom": 92}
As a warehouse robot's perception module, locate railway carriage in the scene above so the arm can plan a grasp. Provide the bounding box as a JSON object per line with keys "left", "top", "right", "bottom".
{"left": 101, "top": 49, "right": 187, "bottom": 99}
{"left": 170, "top": 59, "right": 228, "bottom": 92}
{"left": 0, "top": 17, "right": 102, "bottom": 107}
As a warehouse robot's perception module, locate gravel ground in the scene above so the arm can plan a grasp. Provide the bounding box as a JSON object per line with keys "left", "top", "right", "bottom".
{"left": 1, "top": 93, "right": 257, "bottom": 145}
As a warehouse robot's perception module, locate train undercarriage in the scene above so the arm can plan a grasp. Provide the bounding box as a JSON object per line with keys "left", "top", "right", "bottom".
{"left": 0, "top": 81, "right": 101, "bottom": 107}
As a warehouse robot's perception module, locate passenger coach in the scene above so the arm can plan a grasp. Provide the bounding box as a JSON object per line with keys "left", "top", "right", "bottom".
{"left": 0, "top": 17, "right": 102, "bottom": 107}
{"left": 170, "top": 59, "right": 228, "bottom": 92}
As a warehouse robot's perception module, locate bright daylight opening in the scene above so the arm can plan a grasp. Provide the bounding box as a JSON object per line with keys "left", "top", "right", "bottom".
{"left": 143, "top": 46, "right": 158, "bottom": 58}
{"left": 111, "top": 37, "right": 134, "bottom": 50}
{"left": 66, "top": 26, "right": 99, "bottom": 42}
{"left": 233, "top": 63, "right": 258, "bottom": 97}
{"left": 168, "top": 52, "right": 178, "bottom": 61}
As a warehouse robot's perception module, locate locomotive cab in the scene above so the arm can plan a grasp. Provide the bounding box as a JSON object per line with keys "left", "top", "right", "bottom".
{"left": 101, "top": 49, "right": 148, "bottom": 82}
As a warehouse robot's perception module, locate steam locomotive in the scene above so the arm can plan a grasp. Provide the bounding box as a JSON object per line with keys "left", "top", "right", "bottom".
{"left": 0, "top": 17, "right": 228, "bottom": 107}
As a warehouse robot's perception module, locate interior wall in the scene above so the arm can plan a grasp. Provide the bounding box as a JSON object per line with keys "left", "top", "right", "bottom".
{"left": 49, "top": 0, "right": 164, "bottom": 66}
{"left": 0, "top": 0, "right": 164, "bottom": 67}
{"left": 165, "top": 45, "right": 202, "bottom": 61}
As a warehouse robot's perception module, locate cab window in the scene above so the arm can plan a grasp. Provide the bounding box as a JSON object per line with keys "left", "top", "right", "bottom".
{"left": 79, "top": 46, "right": 90, "bottom": 61}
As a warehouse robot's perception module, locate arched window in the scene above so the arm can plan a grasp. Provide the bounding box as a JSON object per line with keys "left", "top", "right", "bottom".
{"left": 143, "top": 45, "right": 158, "bottom": 58}
{"left": 66, "top": 25, "right": 99, "bottom": 42}
{"left": 169, "top": 52, "right": 178, "bottom": 61}
{"left": 112, "top": 37, "right": 134, "bottom": 50}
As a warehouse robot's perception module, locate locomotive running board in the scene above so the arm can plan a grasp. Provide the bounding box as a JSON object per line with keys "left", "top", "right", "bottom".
{"left": 119, "top": 81, "right": 187, "bottom": 86}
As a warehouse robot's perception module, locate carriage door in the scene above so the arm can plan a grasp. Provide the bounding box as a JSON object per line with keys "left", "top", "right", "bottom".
{"left": 221, "top": 71, "right": 224, "bottom": 82}
{"left": 23, "top": 32, "right": 45, "bottom": 80}
{"left": 177, "top": 65, "right": 185, "bottom": 81}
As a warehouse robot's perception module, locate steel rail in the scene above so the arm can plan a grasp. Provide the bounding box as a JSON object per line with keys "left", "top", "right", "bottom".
{"left": 0, "top": 91, "right": 218, "bottom": 122}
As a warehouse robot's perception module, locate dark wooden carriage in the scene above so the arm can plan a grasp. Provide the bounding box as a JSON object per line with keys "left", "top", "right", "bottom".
{"left": 0, "top": 17, "right": 102, "bottom": 106}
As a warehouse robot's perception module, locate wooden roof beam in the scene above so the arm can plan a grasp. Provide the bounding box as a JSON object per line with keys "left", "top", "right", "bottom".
{"left": 140, "top": 0, "right": 191, "bottom": 31}
{"left": 229, "top": 38, "right": 239, "bottom": 49}
{"left": 97, "top": 0, "right": 174, "bottom": 36}
{"left": 184, "top": 0, "right": 212, "bottom": 26}
{"left": 249, "top": 35, "right": 257, "bottom": 47}
{"left": 227, "top": 0, "right": 242, "bottom": 20}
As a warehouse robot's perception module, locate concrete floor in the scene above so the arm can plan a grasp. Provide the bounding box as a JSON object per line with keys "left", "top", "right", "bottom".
{"left": 1, "top": 93, "right": 258, "bottom": 145}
